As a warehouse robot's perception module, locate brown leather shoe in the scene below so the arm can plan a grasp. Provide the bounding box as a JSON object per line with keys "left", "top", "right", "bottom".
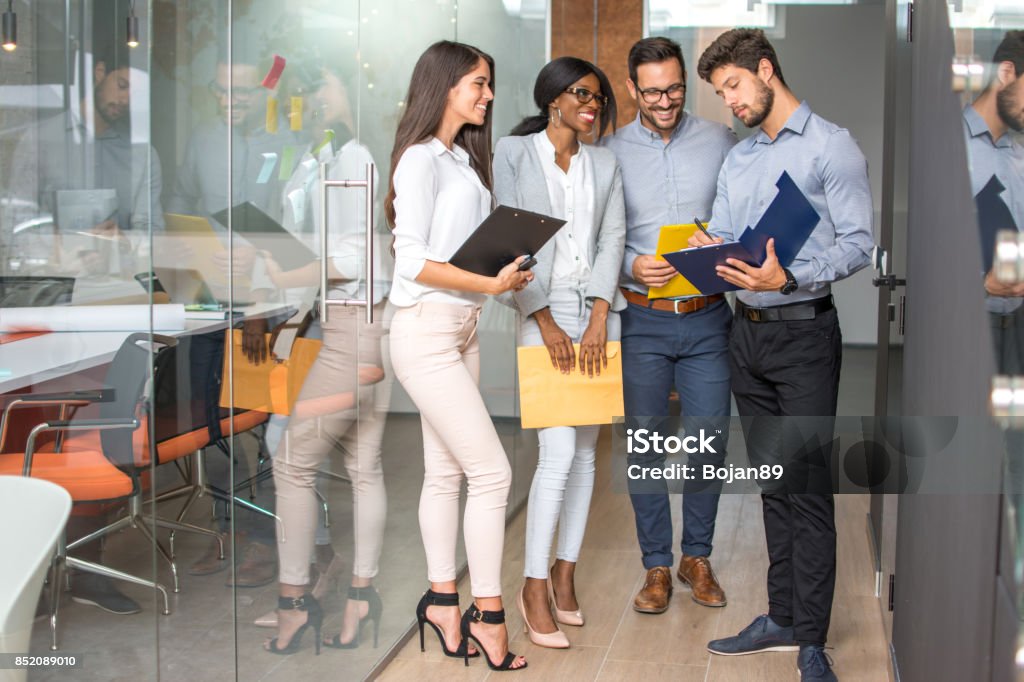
{"left": 187, "top": 532, "right": 228, "bottom": 576}
{"left": 226, "top": 541, "right": 277, "bottom": 587}
{"left": 676, "top": 555, "right": 726, "bottom": 607}
{"left": 633, "top": 566, "right": 673, "bottom": 613}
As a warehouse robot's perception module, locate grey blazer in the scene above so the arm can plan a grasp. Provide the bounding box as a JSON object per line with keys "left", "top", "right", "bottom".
{"left": 492, "top": 134, "right": 627, "bottom": 316}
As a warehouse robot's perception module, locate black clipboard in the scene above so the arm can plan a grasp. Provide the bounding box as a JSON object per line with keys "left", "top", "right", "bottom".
{"left": 212, "top": 202, "right": 318, "bottom": 271}
{"left": 448, "top": 205, "right": 565, "bottom": 276}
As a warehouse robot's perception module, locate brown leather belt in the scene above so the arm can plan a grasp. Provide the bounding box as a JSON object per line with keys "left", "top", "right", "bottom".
{"left": 621, "top": 288, "right": 724, "bottom": 314}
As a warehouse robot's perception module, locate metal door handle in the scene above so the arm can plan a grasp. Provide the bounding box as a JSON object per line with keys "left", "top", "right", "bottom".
{"left": 319, "top": 161, "right": 375, "bottom": 324}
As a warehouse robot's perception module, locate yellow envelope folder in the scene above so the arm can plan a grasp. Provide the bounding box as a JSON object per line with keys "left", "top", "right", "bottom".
{"left": 517, "top": 342, "right": 624, "bottom": 429}
{"left": 648, "top": 223, "right": 701, "bottom": 299}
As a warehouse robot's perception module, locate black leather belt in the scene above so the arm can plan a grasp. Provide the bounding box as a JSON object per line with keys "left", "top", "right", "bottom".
{"left": 737, "top": 296, "right": 834, "bottom": 323}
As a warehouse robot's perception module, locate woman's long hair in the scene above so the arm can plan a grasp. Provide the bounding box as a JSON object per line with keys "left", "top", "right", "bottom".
{"left": 509, "top": 56, "right": 617, "bottom": 139}
{"left": 384, "top": 41, "right": 495, "bottom": 228}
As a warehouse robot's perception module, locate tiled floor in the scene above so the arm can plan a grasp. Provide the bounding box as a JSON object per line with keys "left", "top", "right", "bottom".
{"left": 378, "top": 347, "right": 891, "bottom": 682}
{"left": 379, "top": 453, "right": 891, "bottom": 682}
{"left": 25, "top": 349, "right": 887, "bottom": 681}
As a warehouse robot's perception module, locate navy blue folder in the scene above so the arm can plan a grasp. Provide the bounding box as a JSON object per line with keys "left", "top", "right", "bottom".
{"left": 975, "top": 175, "right": 1017, "bottom": 272}
{"left": 661, "top": 171, "right": 821, "bottom": 295}
{"left": 661, "top": 242, "right": 755, "bottom": 294}
{"left": 736, "top": 171, "right": 821, "bottom": 266}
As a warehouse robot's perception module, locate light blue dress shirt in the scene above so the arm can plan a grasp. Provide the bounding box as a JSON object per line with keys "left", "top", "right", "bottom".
{"left": 708, "top": 101, "right": 874, "bottom": 308}
{"left": 963, "top": 104, "right": 1024, "bottom": 314}
{"left": 602, "top": 112, "right": 736, "bottom": 295}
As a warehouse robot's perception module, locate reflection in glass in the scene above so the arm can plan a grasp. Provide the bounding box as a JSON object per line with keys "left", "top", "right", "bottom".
{"left": 957, "top": 25, "right": 1024, "bottom": 669}
{"left": 9, "top": 43, "right": 160, "bottom": 301}
{"left": 2, "top": 0, "right": 548, "bottom": 678}
{"left": 255, "top": 45, "right": 393, "bottom": 657}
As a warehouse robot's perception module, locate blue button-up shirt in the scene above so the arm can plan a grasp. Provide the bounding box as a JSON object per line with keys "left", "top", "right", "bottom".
{"left": 709, "top": 101, "right": 874, "bottom": 308}
{"left": 602, "top": 112, "right": 737, "bottom": 295}
{"left": 963, "top": 104, "right": 1024, "bottom": 314}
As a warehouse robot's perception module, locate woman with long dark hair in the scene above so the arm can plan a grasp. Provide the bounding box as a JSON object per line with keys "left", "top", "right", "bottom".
{"left": 493, "top": 56, "right": 624, "bottom": 648}
{"left": 387, "top": 40, "right": 530, "bottom": 671}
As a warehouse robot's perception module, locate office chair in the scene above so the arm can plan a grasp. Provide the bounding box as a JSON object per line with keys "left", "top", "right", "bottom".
{"left": 0, "top": 333, "right": 178, "bottom": 649}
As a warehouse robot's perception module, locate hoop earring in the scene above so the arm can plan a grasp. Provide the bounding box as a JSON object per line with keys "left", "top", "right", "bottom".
{"left": 549, "top": 107, "right": 562, "bottom": 128}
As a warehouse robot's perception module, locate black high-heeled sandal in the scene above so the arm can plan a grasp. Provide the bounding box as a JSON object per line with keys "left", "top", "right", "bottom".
{"left": 323, "top": 585, "right": 383, "bottom": 649}
{"left": 415, "top": 589, "right": 480, "bottom": 659}
{"left": 460, "top": 603, "right": 527, "bottom": 672}
{"left": 265, "top": 594, "right": 323, "bottom": 656}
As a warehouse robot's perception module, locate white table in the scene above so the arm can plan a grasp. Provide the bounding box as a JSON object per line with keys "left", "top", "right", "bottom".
{"left": 0, "top": 302, "right": 294, "bottom": 394}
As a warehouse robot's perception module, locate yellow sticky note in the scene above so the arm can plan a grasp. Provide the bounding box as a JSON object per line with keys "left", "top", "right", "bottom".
{"left": 290, "top": 96, "right": 303, "bottom": 131}
{"left": 266, "top": 96, "right": 278, "bottom": 133}
{"left": 648, "top": 223, "right": 701, "bottom": 299}
{"left": 517, "top": 342, "right": 624, "bottom": 429}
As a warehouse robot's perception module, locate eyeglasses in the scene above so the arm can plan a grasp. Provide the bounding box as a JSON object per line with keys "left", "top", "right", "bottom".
{"left": 564, "top": 87, "right": 608, "bottom": 108}
{"left": 208, "top": 80, "right": 263, "bottom": 100}
{"left": 637, "top": 83, "right": 685, "bottom": 104}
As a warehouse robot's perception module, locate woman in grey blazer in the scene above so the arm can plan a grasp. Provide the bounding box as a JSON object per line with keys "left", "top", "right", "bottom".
{"left": 493, "top": 57, "right": 625, "bottom": 649}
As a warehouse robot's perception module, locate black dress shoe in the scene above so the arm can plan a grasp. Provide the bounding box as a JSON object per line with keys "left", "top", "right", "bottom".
{"left": 70, "top": 574, "right": 141, "bottom": 615}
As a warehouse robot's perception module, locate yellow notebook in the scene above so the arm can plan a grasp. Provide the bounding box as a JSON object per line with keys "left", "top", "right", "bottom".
{"left": 647, "top": 223, "right": 701, "bottom": 299}
{"left": 517, "top": 342, "right": 625, "bottom": 429}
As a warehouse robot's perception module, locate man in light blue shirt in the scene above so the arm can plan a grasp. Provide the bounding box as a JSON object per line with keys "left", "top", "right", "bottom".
{"left": 962, "top": 31, "right": 1024, "bottom": 369}
{"left": 603, "top": 37, "right": 737, "bottom": 615}
{"left": 693, "top": 29, "right": 873, "bottom": 682}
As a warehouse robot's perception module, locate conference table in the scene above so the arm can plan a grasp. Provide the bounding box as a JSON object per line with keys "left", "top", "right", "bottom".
{"left": 0, "top": 302, "right": 294, "bottom": 395}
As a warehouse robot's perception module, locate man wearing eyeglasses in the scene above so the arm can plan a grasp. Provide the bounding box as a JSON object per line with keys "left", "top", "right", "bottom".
{"left": 602, "top": 37, "right": 737, "bottom": 616}
{"left": 167, "top": 49, "right": 294, "bottom": 221}
{"left": 166, "top": 46, "right": 297, "bottom": 589}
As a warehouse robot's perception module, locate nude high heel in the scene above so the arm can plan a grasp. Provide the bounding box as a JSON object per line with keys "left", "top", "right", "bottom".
{"left": 548, "top": 570, "right": 584, "bottom": 627}
{"left": 516, "top": 587, "right": 569, "bottom": 649}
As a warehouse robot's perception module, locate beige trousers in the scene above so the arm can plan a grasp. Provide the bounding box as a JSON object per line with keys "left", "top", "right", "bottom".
{"left": 389, "top": 302, "right": 511, "bottom": 598}
{"left": 273, "top": 303, "right": 392, "bottom": 585}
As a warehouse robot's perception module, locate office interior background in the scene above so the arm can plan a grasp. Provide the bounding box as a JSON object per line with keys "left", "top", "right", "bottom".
{"left": 0, "top": 0, "right": 1020, "bottom": 679}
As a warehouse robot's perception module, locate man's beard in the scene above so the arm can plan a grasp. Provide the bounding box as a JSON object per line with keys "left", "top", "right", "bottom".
{"left": 94, "top": 90, "right": 124, "bottom": 125}
{"left": 639, "top": 99, "right": 682, "bottom": 131}
{"left": 742, "top": 79, "right": 775, "bottom": 128}
{"left": 997, "top": 86, "right": 1024, "bottom": 132}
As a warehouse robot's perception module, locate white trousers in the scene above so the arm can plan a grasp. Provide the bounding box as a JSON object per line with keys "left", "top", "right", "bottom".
{"left": 517, "top": 286, "right": 620, "bottom": 579}
{"left": 390, "top": 302, "right": 512, "bottom": 597}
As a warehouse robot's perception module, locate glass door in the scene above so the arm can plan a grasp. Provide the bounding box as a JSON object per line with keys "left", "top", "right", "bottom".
{"left": 211, "top": 2, "right": 421, "bottom": 678}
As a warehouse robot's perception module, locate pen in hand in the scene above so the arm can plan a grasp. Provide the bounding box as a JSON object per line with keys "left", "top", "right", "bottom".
{"left": 694, "top": 217, "right": 713, "bottom": 241}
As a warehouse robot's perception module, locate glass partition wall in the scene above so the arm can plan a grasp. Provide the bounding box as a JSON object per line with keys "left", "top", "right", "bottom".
{"left": 946, "top": 2, "right": 1024, "bottom": 673}
{"left": 1, "top": 0, "right": 545, "bottom": 679}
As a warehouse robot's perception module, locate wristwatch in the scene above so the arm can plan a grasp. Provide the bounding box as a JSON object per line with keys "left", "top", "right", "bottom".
{"left": 779, "top": 267, "right": 798, "bottom": 295}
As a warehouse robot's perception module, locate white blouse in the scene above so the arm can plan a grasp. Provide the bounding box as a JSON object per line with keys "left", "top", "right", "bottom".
{"left": 532, "top": 131, "right": 595, "bottom": 286}
{"left": 390, "top": 137, "right": 492, "bottom": 307}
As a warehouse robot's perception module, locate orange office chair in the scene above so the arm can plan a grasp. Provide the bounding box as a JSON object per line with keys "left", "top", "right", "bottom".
{"left": 27, "top": 333, "right": 234, "bottom": 588}
{"left": 151, "top": 328, "right": 277, "bottom": 550}
{"left": 0, "top": 333, "right": 179, "bottom": 650}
